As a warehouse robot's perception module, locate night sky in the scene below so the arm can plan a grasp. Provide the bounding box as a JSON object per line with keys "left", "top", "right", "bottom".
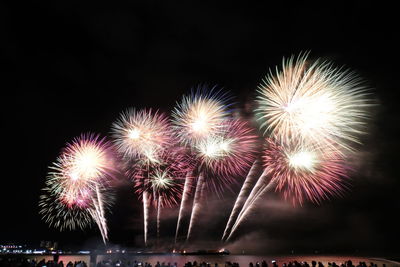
{"left": 2, "top": 2, "right": 399, "bottom": 255}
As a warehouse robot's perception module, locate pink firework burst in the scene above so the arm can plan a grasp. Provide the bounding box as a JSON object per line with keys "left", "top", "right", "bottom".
{"left": 51, "top": 133, "right": 117, "bottom": 195}
{"left": 263, "top": 138, "right": 350, "bottom": 206}
{"left": 195, "top": 119, "right": 259, "bottom": 193}
{"left": 132, "top": 147, "right": 196, "bottom": 208}
{"left": 111, "top": 108, "right": 173, "bottom": 164}
{"left": 39, "top": 133, "right": 116, "bottom": 232}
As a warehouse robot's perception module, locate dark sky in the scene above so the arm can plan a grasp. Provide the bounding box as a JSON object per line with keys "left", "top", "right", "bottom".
{"left": 2, "top": 2, "right": 399, "bottom": 255}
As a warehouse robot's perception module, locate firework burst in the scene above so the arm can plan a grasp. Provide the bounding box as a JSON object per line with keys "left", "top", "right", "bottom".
{"left": 132, "top": 147, "right": 195, "bottom": 208}
{"left": 172, "top": 86, "right": 232, "bottom": 146}
{"left": 49, "top": 134, "right": 116, "bottom": 194}
{"left": 195, "top": 119, "right": 259, "bottom": 178}
{"left": 111, "top": 109, "right": 173, "bottom": 164}
{"left": 263, "top": 138, "right": 350, "bottom": 206}
{"left": 39, "top": 134, "right": 115, "bottom": 242}
{"left": 255, "top": 53, "right": 371, "bottom": 152}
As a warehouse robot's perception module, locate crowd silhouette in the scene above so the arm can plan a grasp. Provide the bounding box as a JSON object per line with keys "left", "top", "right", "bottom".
{"left": 0, "top": 258, "right": 87, "bottom": 267}
{"left": 0, "top": 258, "right": 389, "bottom": 267}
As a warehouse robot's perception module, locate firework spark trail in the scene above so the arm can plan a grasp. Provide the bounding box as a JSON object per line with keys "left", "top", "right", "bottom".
{"left": 142, "top": 190, "right": 150, "bottom": 246}
{"left": 224, "top": 167, "right": 274, "bottom": 241}
{"left": 229, "top": 177, "right": 278, "bottom": 240}
{"left": 89, "top": 204, "right": 106, "bottom": 244}
{"left": 95, "top": 184, "right": 108, "bottom": 243}
{"left": 91, "top": 202, "right": 104, "bottom": 242}
{"left": 221, "top": 159, "right": 261, "bottom": 241}
{"left": 175, "top": 170, "right": 193, "bottom": 244}
{"left": 226, "top": 180, "right": 276, "bottom": 242}
{"left": 88, "top": 209, "right": 104, "bottom": 243}
{"left": 233, "top": 167, "right": 270, "bottom": 223}
{"left": 186, "top": 172, "right": 205, "bottom": 241}
{"left": 87, "top": 184, "right": 109, "bottom": 244}
{"left": 157, "top": 195, "right": 162, "bottom": 241}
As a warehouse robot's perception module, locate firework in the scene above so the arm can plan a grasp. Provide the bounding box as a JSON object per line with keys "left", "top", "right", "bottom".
{"left": 183, "top": 119, "right": 258, "bottom": 240}
{"left": 172, "top": 86, "right": 232, "bottom": 146}
{"left": 132, "top": 147, "right": 194, "bottom": 208}
{"left": 195, "top": 119, "right": 258, "bottom": 180}
{"left": 263, "top": 138, "right": 349, "bottom": 205}
{"left": 172, "top": 87, "right": 233, "bottom": 242}
{"left": 131, "top": 147, "right": 195, "bottom": 245}
{"left": 149, "top": 168, "right": 183, "bottom": 207}
{"left": 112, "top": 109, "right": 176, "bottom": 246}
{"left": 226, "top": 138, "right": 349, "bottom": 241}
{"left": 47, "top": 134, "right": 116, "bottom": 196}
{"left": 39, "top": 134, "right": 115, "bottom": 243}
{"left": 111, "top": 109, "right": 173, "bottom": 163}
{"left": 224, "top": 53, "right": 371, "bottom": 241}
{"left": 255, "top": 53, "right": 371, "bottom": 152}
